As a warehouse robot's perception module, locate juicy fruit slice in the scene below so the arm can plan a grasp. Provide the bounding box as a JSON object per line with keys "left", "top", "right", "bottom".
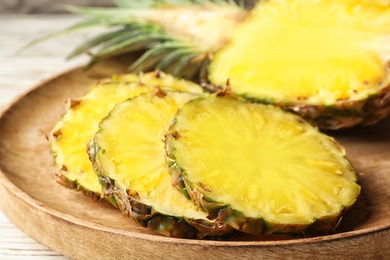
{"left": 165, "top": 93, "right": 361, "bottom": 236}
{"left": 209, "top": 0, "right": 390, "bottom": 129}
{"left": 50, "top": 82, "right": 149, "bottom": 197}
{"left": 49, "top": 71, "right": 204, "bottom": 198}
{"left": 89, "top": 90, "right": 227, "bottom": 238}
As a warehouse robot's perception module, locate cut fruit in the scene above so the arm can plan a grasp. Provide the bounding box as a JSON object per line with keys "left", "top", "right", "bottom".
{"left": 209, "top": 0, "right": 390, "bottom": 129}
{"left": 88, "top": 90, "right": 227, "bottom": 238}
{"left": 165, "top": 92, "right": 361, "bottom": 236}
{"left": 49, "top": 71, "right": 204, "bottom": 198}
{"left": 29, "top": 0, "right": 390, "bottom": 129}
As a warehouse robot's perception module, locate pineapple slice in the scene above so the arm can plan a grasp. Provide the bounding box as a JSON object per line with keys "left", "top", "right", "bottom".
{"left": 27, "top": 0, "right": 390, "bottom": 129}
{"left": 49, "top": 71, "right": 204, "bottom": 198}
{"left": 165, "top": 92, "right": 361, "bottom": 236}
{"left": 88, "top": 90, "right": 228, "bottom": 238}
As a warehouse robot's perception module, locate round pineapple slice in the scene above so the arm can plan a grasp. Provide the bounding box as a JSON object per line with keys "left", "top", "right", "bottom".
{"left": 49, "top": 71, "right": 204, "bottom": 199}
{"left": 165, "top": 93, "right": 361, "bottom": 237}
{"left": 89, "top": 90, "right": 228, "bottom": 238}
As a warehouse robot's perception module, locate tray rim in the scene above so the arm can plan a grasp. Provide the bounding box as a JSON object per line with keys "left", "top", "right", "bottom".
{"left": 1, "top": 165, "right": 389, "bottom": 247}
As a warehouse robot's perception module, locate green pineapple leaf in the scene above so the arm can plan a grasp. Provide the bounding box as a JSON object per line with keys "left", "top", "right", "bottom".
{"left": 111, "top": 0, "right": 240, "bottom": 8}
{"left": 65, "top": 6, "right": 144, "bottom": 25}
{"left": 18, "top": 0, "right": 245, "bottom": 78}
{"left": 66, "top": 28, "right": 129, "bottom": 59}
{"left": 16, "top": 18, "right": 103, "bottom": 55}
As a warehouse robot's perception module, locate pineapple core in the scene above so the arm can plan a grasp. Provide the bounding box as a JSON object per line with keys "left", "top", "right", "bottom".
{"left": 209, "top": 0, "right": 390, "bottom": 104}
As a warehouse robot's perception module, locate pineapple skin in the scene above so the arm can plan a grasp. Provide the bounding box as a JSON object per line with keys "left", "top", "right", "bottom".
{"left": 167, "top": 159, "right": 350, "bottom": 237}
{"left": 87, "top": 138, "right": 231, "bottom": 239}
{"left": 165, "top": 94, "right": 360, "bottom": 237}
{"left": 275, "top": 86, "right": 390, "bottom": 130}
{"left": 54, "top": 166, "right": 102, "bottom": 201}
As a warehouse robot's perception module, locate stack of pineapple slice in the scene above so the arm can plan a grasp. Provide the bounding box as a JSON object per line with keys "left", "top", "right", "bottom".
{"left": 49, "top": 72, "right": 360, "bottom": 239}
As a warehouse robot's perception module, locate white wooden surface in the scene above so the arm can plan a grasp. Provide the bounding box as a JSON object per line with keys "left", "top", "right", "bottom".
{"left": 0, "top": 14, "right": 93, "bottom": 260}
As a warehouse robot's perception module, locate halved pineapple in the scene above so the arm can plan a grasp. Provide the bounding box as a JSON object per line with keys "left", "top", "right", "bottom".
{"left": 49, "top": 71, "right": 204, "bottom": 199}
{"left": 28, "top": 0, "right": 390, "bottom": 129}
{"left": 165, "top": 92, "right": 361, "bottom": 236}
{"left": 209, "top": 0, "right": 390, "bottom": 129}
{"left": 88, "top": 90, "right": 228, "bottom": 238}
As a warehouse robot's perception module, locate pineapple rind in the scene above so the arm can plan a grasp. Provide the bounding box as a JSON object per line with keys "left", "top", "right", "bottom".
{"left": 54, "top": 169, "right": 102, "bottom": 202}
{"left": 94, "top": 170, "right": 226, "bottom": 238}
{"left": 170, "top": 161, "right": 349, "bottom": 236}
{"left": 269, "top": 85, "right": 390, "bottom": 130}
{"left": 169, "top": 160, "right": 329, "bottom": 237}
{"left": 88, "top": 152, "right": 200, "bottom": 238}
{"left": 165, "top": 93, "right": 361, "bottom": 236}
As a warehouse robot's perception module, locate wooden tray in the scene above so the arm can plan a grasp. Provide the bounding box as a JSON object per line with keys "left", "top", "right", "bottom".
{"left": 0, "top": 60, "right": 389, "bottom": 259}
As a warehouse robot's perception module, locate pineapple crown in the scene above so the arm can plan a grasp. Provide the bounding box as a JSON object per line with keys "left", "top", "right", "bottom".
{"left": 20, "top": 0, "right": 248, "bottom": 80}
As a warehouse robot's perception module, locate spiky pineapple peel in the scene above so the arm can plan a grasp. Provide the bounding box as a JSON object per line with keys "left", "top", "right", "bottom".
{"left": 25, "top": 0, "right": 390, "bottom": 129}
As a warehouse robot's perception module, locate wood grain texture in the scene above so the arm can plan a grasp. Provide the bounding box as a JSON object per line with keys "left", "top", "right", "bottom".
{"left": 0, "top": 0, "right": 113, "bottom": 14}
{"left": 0, "top": 214, "right": 66, "bottom": 259}
{"left": 0, "top": 14, "right": 87, "bottom": 260}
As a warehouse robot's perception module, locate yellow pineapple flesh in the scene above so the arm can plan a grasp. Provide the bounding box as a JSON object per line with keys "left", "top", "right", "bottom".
{"left": 210, "top": 0, "right": 390, "bottom": 105}
{"left": 50, "top": 82, "right": 149, "bottom": 195}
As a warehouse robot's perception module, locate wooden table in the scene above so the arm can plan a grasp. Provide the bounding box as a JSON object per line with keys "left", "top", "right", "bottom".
{"left": 0, "top": 14, "right": 92, "bottom": 260}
